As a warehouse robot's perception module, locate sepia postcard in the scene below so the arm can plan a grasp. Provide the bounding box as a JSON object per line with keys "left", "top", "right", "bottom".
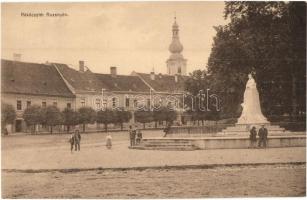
{"left": 1, "top": 1, "right": 306, "bottom": 199}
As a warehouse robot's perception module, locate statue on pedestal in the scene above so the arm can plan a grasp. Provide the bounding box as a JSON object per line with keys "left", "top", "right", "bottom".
{"left": 237, "top": 73, "right": 269, "bottom": 125}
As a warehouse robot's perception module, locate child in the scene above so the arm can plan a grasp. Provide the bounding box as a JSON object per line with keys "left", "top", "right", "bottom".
{"left": 106, "top": 133, "right": 112, "bottom": 149}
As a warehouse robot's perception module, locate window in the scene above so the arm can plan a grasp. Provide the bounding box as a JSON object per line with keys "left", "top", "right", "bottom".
{"left": 95, "top": 99, "right": 101, "bottom": 110}
{"left": 67, "top": 103, "right": 71, "bottom": 109}
{"left": 17, "top": 100, "right": 22, "bottom": 110}
{"left": 42, "top": 101, "right": 47, "bottom": 108}
{"left": 103, "top": 99, "right": 107, "bottom": 109}
{"left": 125, "top": 98, "right": 130, "bottom": 107}
{"left": 134, "top": 99, "right": 138, "bottom": 107}
{"left": 178, "top": 67, "right": 181, "bottom": 74}
{"left": 81, "top": 98, "right": 85, "bottom": 107}
{"left": 112, "top": 97, "right": 116, "bottom": 108}
{"left": 147, "top": 99, "right": 151, "bottom": 108}
{"left": 167, "top": 102, "right": 172, "bottom": 108}
{"left": 26, "top": 101, "right": 31, "bottom": 108}
{"left": 175, "top": 100, "right": 179, "bottom": 108}
{"left": 53, "top": 102, "right": 57, "bottom": 107}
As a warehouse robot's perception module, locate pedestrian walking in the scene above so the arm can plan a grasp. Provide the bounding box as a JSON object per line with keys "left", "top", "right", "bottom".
{"left": 106, "top": 133, "right": 112, "bottom": 149}
{"left": 258, "top": 124, "right": 268, "bottom": 148}
{"left": 136, "top": 129, "right": 143, "bottom": 145}
{"left": 249, "top": 126, "right": 257, "bottom": 148}
{"left": 74, "top": 129, "right": 81, "bottom": 151}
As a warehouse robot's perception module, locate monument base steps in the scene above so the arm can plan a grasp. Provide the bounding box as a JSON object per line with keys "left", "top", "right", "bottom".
{"left": 131, "top": 135, "right": 306, "bottom": 151}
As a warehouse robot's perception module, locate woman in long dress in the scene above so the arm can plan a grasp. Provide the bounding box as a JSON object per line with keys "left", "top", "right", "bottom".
{"left": 106, "top": 133, "right": 112, "bottom": 149}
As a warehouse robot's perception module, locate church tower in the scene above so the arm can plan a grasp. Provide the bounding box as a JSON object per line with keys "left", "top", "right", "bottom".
{"left": 166, "top": 16, "right": 187, "bottom": 76}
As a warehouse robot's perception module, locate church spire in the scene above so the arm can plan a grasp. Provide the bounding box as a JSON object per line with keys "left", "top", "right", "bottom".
{"left": 169, "top": 15, "right": 183, "bottom": 54}
{"left": 166, "top": 15, "right": 187, "bottom": 76}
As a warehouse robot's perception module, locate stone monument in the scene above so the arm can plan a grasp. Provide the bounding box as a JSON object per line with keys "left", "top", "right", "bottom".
{"left": 237, "top": 74, "right": 269, "bottom": 125}
{"left": 221, "top": 73, "right": 286, "bottom": 135}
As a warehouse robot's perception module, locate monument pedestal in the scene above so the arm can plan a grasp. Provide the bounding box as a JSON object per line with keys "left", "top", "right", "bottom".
{"left": 218, "top": 124, "right": 289, "bottom": 136}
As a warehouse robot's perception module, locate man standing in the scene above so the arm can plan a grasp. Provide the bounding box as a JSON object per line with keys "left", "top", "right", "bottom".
{"left": 249, "top": 126, "right": 257, "bottom": 148}
{"left": 129, "top": 125, "right": 136, "bottom": 147}
{"left": 74, "top": 129, "right": 81, "bottom": 151}
{"left": 258, "top": 125, "right": 268, "bottom": 148}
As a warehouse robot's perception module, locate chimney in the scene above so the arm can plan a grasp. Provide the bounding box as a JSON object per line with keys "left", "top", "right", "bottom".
{"left": 13, "top": 53, "right": 21, "bottom": 62}
{"left": 110, "top": 66, "right": 117, "bottom": 77}
{"left": 150, "top": 71, "right": 155, "bottom": 80}
{"left": 79, "top": 60, "right": 85, "bottom": 72}
{"left": 174, "top": 74, "right": 178, "bottom": 83}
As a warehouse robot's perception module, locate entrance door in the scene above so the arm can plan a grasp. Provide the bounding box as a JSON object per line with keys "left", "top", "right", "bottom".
{"left": 15, "top": 120, "right": 22, "bottom": 132}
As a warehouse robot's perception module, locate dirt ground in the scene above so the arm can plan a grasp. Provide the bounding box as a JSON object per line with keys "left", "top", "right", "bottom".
{"left": 2, "top": 164, "right": 305, "bottom": 198}
{"left": 2, "top": 131, "right": 306, "bottom": 170}
{"left": 1, "top": 131, "right": 306, "bottom": 198}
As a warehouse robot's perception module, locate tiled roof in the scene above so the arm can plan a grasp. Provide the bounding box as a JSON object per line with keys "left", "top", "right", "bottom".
{"left": 1, "top": 59, "right": 75, "bottom": 97}
{"left": 55, "top": 63, "right": 150, "bottom": 93}
{"left": 135, "top": 72, "right": 187, "bottom": 93}
{"left": 53, "top": 63, "right": 105, "bottom": 93}
{"left": 95, "top": 74, "right": 150, "bottom": 92}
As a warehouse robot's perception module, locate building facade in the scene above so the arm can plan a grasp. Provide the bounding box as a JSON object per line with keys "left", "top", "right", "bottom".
{"left": 2, "top": 58, "right": 189, "bottom": 133}
{"left": 1, "top": 59, "right": 75, "bottom": 133}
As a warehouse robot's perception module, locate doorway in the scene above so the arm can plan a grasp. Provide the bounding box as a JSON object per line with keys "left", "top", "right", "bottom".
{"left": 15, "top": 120, "right": 22, "bottom": 132}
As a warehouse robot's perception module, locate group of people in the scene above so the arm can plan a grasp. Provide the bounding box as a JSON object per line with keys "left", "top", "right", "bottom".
{"left": 69, "top": 129, "right": 112, "bottom": 152}
{"left": 69, "top": 125, "right": 143, "bottom": 152}
{"left": 249, "top": 124, "right": 268, "bottom": 148}
{"left": 129, "top": 125, "right": 143, "bottom": 147}
{"left": 69, "top": 124, "right": 268, "bottom": 151}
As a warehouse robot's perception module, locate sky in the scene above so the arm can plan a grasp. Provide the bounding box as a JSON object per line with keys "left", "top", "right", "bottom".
{"left": 2, "top": 2, "right": 228, "bottom": 75}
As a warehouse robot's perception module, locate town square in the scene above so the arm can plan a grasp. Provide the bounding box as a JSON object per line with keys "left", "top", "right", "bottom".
{"left": 1, "top": 1, "right": 306, "bottom": 198}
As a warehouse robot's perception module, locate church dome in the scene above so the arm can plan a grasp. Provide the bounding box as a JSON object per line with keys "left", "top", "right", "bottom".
{"left": 169, "top": 38, "right": 183, "bottom": 53}
{"left": 169, "top": 17, "right": 183, "bottom": 53}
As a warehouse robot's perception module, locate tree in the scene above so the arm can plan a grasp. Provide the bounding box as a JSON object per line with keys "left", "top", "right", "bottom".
{"left": 153, "top": 107, "right": 177, "bottom": 127}
{"left": 186, "top": 2, "right": 306, "bottom": 122}
{"left": 45, "top": 105, "right": 63, "bottom": 134}
{"left": 163, "top": 107, "right": 177, "bottom": 126}
{"left": 134, "top": 110, "right": 154, "bottom": 129}
{"left": 1, "top": 103, "right": 16, "bottom": 133}
{"left": 96, "top": 109, "right": 116, "bottom": 132}
{"left": 23, "top": 105, "right": 43, "bottom": 133}
{"left": 78, "top": 107, "right": 96, "bottom": 132}
{"left": 115, "top": 109, "right": 132, "bottom": 130}
{"left": 220, "top": 2, "right": 306, "bottom": 121}
{"left": 62, "top": 108, "right": 79, "bottom": 133}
